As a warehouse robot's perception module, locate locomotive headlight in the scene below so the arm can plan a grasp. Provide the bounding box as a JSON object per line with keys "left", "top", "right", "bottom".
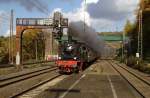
{"left": 74, "top": 57, "right": 77, "bottom": 60}
{"left": 68, "top": 46, "right": 73, "bottom": 50}
{"left": 58, "top": 57, "right": 61, "bottom": 60}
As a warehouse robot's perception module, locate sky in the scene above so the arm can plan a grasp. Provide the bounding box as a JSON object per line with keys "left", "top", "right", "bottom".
{"left": 0, "top": 0, "right": 139, "bottom": 36}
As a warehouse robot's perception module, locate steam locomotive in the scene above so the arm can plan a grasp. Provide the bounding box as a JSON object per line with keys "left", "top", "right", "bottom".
{"left": 56, "top": 37, "right": 98, "bottom": 73}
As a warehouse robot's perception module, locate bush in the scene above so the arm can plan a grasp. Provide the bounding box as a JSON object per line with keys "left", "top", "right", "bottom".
{"left": 126, "top": 56, "right": 144, "bottom": 69}
{"left": 0, "top": 53, "right": 9, "bottom": 64}
{"left": 126, "top": 56, "right": 150, "bottom": 74}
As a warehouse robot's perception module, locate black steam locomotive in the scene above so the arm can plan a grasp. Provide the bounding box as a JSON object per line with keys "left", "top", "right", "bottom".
{"left": 56, "top": 36, "right": 98, "bottom": 73}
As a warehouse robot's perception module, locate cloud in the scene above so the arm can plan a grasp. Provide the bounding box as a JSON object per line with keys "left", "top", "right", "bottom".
{"left": 4, "top": 30, "right": 10, "bottom": 37}
{"left": 0, "top": 10, "right": 10, "bottom": 36}
{"left": 61, "top": 0, "right": 74, "bottom": 2}
{"left": 50, "top": 1, "right": 114, "bottom": 31}
{"left": 86, "top": 0, "right": 99, "bottom": 4}
{"left": 87, "top": 0, "right": 139, "bottom": 21}
{"left": 0, "top": 0, "right": 49, "bottom": 14}
{"left": 51, "top": 4, "right": 91, "bottom": 26}
{"left": 0, "top": 10, "right": 9, "bottom": 17}
{"left": 42, "top": 0, "right": 140, "bottom": 32}
{"left": 3, "top": 29, "right": 16, "bottom": 37}
{"left": 116, "top": 0, "right": 139, "bottom": 12}
{"left": 51, "top": 8, "right": 62, "bottom": 14}
{"left": 91, "top": 18, "right": 114, "bottom": 31}
{"left": 63, "top": 7, "right": 91, "bottom": 26}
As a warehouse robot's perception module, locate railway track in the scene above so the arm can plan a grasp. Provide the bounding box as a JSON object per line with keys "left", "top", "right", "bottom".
{"left": 109, "top": 60, "right": 150, "bottom": 98}
{"left": 0, "top": 60, "right": 55, "bottom": 68}
{"left": 0, "top": 65, "right": 62, "bottom": 98}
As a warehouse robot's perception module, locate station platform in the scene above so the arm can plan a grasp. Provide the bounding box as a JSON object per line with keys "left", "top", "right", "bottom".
{"left": 34, "top": 60, "right": 142, "bottom": 98}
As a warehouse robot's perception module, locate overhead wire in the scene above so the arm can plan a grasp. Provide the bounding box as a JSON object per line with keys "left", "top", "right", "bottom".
{"left": 28, "top": 0, "right": 49, "bottom": 15}
{"left": 0, "top": 17, "right": 10, "bottom": 21}
{"left": 0, "top": 12, "right": 10, "bottom": 17}
{"left": 33, "top": 0, "right": 49, "bottom": 14}
{"left": 0, "top": 12, "right": 10, "bottom": 36}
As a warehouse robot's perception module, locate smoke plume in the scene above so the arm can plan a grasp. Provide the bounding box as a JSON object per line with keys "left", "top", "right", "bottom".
{"left": 68, "top": 21, "right": 106, "bottom": 56}
{"left": 0, "top": 0, "right": 49, "bottom": 14}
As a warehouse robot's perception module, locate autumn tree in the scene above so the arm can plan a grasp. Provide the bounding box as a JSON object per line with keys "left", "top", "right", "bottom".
{"left": 128, "top": 0, "right": 150, "bottom": 59}
{"left": 124, "top": 20, "right": 135, "bottom": 36}
{"left": 0, "top": 36, "right": 9, "bottom": 63}
{"left": 22, "top": 29, "right": 45, "bottom": 62}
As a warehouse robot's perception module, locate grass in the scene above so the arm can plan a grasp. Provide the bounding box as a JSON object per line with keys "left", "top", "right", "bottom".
{"left": 0, "top": 67, "right": 18, "bottom": 75}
